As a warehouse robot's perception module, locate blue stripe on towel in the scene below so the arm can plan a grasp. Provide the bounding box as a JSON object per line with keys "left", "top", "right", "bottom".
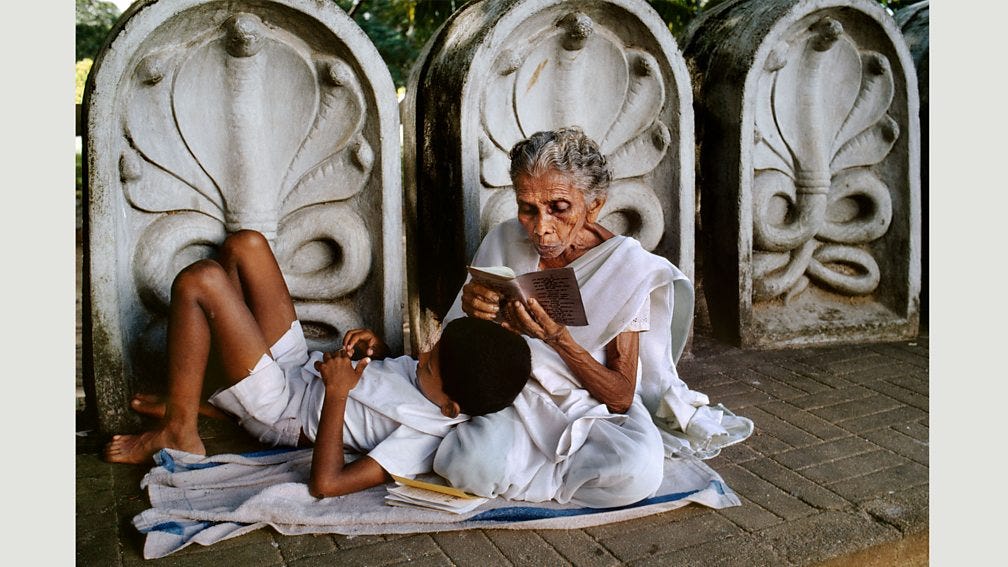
{"left": 153, "top": 447, "right": 298, "bottom": 473}
{"left": 468, "top": 488, "right": 701, "bottom": 522}
{"left": 153, "top": 450, "right": 177, "bottom": 472}
{"left": 240, "top": 447, "right": 301, "bottom": 458}
{"left": 144, "top": 520, "right": 212, "bottom": 536}
{"left": 154, "top": 450, "right": 221, "bottom": 472}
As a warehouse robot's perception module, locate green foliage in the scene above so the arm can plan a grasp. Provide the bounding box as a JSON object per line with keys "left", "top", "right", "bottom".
{"left": 338, "top": 0, "right": 911, "bottom": 88}
{"left": 335, "top": 0, "right": 460, "bottom": 88}
{"left": 76, "top": 149, "right": 84, "bottom": 202}
{"left": 76, "top": 59, "right": 93, "bottom": 105}
{"left": 71, "top": 0, "right": 919, "bottom": 93}
{"left": 76, "top": 0, "right": 121, "bottom": 61}
{"left": 645, "top": 0, "right": 733, "bottom": 38}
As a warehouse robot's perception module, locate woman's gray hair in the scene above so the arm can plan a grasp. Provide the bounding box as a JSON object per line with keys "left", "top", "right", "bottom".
{"left": 508, "top": 126, "right": 612, "bottom": 203}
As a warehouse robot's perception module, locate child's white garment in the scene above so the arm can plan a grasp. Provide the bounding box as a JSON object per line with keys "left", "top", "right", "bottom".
{"left": 209, "top": 321, "right": 466, "bottom": 477}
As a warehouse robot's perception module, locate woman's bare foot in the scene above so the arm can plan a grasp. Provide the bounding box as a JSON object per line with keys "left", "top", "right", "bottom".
{"left": 130, "top": 393, "right": 230, "bottom": 421}
{"left": 103, "top": 425, "right": 206, "bottom": 465}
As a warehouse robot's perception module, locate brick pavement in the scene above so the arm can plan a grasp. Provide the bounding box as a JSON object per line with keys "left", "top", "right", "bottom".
{"left": 76, "top": 332, "right": 928, "bottom": 566}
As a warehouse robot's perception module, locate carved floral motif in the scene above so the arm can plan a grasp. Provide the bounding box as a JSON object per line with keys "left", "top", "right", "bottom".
{"left": 479, "top": 11, "right": 667, "bottom": 250}
{"left": 751, "top": 16, "right": 898, "bottom": 303}
{"left": 122, "top": 13, "right": 373, "bottom": 340}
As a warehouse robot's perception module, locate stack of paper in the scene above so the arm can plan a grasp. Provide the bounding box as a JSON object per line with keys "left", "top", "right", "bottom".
{"left": 385, "top": 474, "right": 489, "bottom": 514}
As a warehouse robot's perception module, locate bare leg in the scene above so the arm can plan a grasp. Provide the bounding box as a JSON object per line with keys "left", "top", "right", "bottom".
{"left": 129, "top": 393, "right": 229, "bottom": 420}
{"left": 127, "top": 231, "right": 298, "bottom": 416}
{"left": 216, "top": 230, "right": 297, "bottom": 346}
{"left": 105, "top": 259, "right": 273, "bottom": 464}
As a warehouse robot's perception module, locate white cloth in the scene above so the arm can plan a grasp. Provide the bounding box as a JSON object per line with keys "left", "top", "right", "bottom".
{"left": 135, "top": 447, "right": 741, "bottom": 559}
{"left": 435, "top": 219, "right": 753, "bottom": 506}
{"left": 210, "top": 320, "right": 467, "bottom": 478}
{"left": 207, "top": 321, "right": 314, "bottom": 447}
{"left": 303, "top": 355, "right": 468, "bottom": 478}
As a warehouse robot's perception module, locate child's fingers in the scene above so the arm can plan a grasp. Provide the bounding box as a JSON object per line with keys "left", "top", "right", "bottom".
{"left": 342, "top": 330, "right": 364, "bottom": 351}
{"left": 355, "top": 357, "right": 371, "bottom": 376}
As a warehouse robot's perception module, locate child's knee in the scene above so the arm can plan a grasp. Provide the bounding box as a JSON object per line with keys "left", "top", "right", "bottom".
{"left": 173, "top": 259, "right": 226, "bottom": 295}
{"left": 221, "top": 229, "right": 269, "bottom": 258}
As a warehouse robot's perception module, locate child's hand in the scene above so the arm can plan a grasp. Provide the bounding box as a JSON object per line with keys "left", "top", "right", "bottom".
{"left": 314, "top": 349, "right": 369, "bottom": 400}
{"left": 341, "top": 328, "right": 389, "bottom": 360}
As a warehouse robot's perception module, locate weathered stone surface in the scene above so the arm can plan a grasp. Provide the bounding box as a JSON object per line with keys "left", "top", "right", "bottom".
{"left": 895, "top": 1, "right": 928, "bottom": 324}
{"left": 682, "top": 0, "right": 921, "bottom": 348}
{"left": 403, "top": 0, "right": 695, "bottom": 351}
{"left": 83, "top": 0, "right": 402, "bottom": 433}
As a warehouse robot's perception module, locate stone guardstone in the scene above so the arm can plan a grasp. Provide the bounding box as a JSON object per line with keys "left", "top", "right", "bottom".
{"left": 682, "top": 0, "right": 921, "bottom": 348}
{"left": 895, "top": 1, "right": 928, "bottom": 325}
{"left": 403, "top": 0, "right": 695, "bottom": 352}
{"left": 83, "top": 0, "right": 402, "bottom": 433}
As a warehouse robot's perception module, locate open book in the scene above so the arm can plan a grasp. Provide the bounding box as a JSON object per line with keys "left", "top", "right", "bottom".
{"left": 385, "top": 474, "right": 489, "bottom": 514}
{"left": 467, "top": 265, "right": 588, "bottom": 326}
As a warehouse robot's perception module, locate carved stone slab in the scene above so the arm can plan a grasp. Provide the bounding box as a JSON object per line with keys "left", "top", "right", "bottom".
{"left": 895, "top": 1, "right": 928, "bottom": 323}
{"left": 682, "top": 0, "right": 920, "bottom": 348}
{"left": 403, "top": 0, "right": 695, "bottom": 351}
{"left": 83, "top": 0, "right": 402, "bottom": 433}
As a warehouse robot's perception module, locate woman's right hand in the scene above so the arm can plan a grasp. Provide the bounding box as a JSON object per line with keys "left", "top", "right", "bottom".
{"left": 503, "top": 298, "right": 568, "bottom": 345}
{"left": 461, "top": 281, "right": 503, "bottom": 321}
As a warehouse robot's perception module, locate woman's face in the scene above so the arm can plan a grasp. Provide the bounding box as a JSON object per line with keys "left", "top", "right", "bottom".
{"left": 514, "top": 169, "right": 603, "bottom": 260}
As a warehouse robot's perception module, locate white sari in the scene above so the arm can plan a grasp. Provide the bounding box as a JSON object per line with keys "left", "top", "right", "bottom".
{"left": 434, "top": 220, "right": 752, "bottom": 507}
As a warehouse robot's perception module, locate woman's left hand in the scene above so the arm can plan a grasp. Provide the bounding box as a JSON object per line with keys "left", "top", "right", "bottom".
{"left": 503, "top": 298, "right": 568, "bottom": 344}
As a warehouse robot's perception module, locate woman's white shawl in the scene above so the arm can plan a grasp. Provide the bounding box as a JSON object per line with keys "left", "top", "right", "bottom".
{"left": 434, "top": 220, "right": 752, "bottom": 506}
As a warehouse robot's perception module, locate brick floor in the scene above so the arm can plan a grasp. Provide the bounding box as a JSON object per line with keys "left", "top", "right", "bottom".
{"left": 76, "top": 333, "right": 929, "bottom": 566}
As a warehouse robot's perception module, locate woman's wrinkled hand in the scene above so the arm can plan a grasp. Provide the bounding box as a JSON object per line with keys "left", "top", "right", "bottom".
{"left": 461, "top": 281, "right": 503, "bottom": 321}
{"left": 314, "top": 349, "right": 369, "bottom": 400}
{"left": 503, "top": 298, "right": 567, "bottom": 345}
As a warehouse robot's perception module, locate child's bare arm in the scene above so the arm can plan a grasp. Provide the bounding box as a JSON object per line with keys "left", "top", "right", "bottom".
{"left": 342, "top": 328, "right": 390, "bottom": 360}
{"left": 308, "top": 350, "right": 389, "bottom": 498}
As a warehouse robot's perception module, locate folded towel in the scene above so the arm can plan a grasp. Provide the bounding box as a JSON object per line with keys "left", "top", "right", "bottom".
{"left": 134, "top": 447, "right": 741, "bottom": 558}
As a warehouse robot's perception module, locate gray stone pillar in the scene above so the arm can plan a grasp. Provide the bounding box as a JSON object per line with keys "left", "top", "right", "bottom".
{"left": 83, "top": 0, "right": 402, "bottom": 433}
{"left": 403, "top": 0, "right": 695, "bottom": 352}
{"left": 895, "top": 1, "right": 928, "bottom": 324}
{"left": 682, "top": 0, "right": 921, "bottom": 348}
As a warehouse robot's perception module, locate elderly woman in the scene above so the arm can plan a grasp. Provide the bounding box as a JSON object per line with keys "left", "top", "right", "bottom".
{"left": 432, "top": 127, "right": 751, "bottom": 507}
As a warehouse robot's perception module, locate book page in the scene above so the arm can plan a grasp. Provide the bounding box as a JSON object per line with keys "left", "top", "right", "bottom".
{"left": 515, "top": 267, "right": 588, "bottom": 326}
{"left": 467, "top": 265, "right": 516, "bottom": 281}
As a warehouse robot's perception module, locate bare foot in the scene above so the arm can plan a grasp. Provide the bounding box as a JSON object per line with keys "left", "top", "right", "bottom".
{"left": 130, "top": 393, "right": 230, "bottom": 421}
{"left": 129, "top": 393, "right": 167, "bottom": 418}
{"left": 104, "top": 425, "right": 206, "bottom": 464}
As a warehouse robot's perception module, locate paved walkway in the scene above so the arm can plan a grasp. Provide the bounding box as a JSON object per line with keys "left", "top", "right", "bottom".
{"left": 76, "top": 329, "right": 928, "bottom": 566}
